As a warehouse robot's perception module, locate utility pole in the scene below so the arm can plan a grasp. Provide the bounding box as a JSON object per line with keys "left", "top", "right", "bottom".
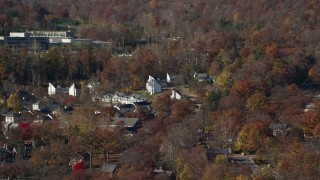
{"left": 122, "top": 36, "right": 125, "bottom": 54}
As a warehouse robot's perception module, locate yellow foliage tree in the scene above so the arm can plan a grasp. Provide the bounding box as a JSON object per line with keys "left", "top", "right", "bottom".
{"left": 177, "top": 164, "right": 192, "bottom": 180}
{"left": 216, "top": 71, "right": 232, "bottom": 92}
{"left": 7, "top": 92, "right": 23, "bottom": 112}
{"left": 237, "top": 175, "right": 249, "bottom": 180}
{"left": 264, "top": 42, "right": 278, "bottom": 59}
{"left": 233, "top": 12, "right": 240, "bottom": 22}
{"left": 246, "top": 91, "right": 266, "bottom": 112}
{"left": 149, "top": 0, "right": 156, "bottom": 8}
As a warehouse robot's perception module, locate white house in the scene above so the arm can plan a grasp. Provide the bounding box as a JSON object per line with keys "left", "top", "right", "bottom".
{"left": 167, "top": 73, "right": 172, "bottom": 83}
{"left": 101, "top": 93, "right": 147, "bottom": 104}
{"left": 146, "top": 76, "right": 161, "bottom": 95}
{"left": 166, "top": 73, "right": 177, "bottom": 85}
{"left": 69, "top": 84, "right": 78, "bottom": 96}
{"left": 170, "top": 90, "right": 181, "bottom": 100}
{"left": 48, "top": 83, "right": 56, "bottom": 95}
{"left": 112, "top": 92, "right": 127, "bottom": 103}
{"left": 32, "top": 101, "right": 45, "bottom": 111}
{"left": 5, "top": 111, "right": 21, "bottom": 124}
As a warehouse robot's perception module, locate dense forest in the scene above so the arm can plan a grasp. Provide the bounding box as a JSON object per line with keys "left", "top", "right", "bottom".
{"left": 0, "top": 0, "right": 320, "bottom": 179}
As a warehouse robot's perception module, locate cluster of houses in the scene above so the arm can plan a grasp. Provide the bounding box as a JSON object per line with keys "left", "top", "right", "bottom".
{"left": 145, "top": 72, "right": 214, "bottom": 96}
{"left": 48, "top": 83, "right": 79, "bottom": 97}
{"left": 145, "top": 73, "right": 177, "bottom": 95}
{"left": 0, "top": 71, "right": 215, "bottom": 174}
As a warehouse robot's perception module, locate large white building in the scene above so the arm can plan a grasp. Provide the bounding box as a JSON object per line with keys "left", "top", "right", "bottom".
{"left": 48, "top": 83, "right": 78, "bottom": 96}
{"left": 146, "top": 75, "right": 161, "bottom": 95}
{"left": 48, "top": 83, "right": 56, "bottom": 96}
{"left": 69, "top": 84, "right": 78, "bottom": 97}
{"left": 1, "top": 29, "right": 111, "bottom": 50}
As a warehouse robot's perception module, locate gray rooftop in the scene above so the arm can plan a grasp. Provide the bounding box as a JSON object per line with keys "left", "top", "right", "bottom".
{"left": 101, "top": 164, "right": 117, "bottom": 173}
{"left": 110, "top": 117, "right": 140, "bottom": 127}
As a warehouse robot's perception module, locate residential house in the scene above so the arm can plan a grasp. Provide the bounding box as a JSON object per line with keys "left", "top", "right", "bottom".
{"left": 0, "top": 145, "right": 16, "bottom": 164}
{"left": 133, "top": 101, "right": 152, "bottom": 113}
{"left": 101, "top": 164, "right": 117, "bottom": 178}
{"left": 100, "top": 92, "right": 147, "bottom": 105}
{"left": 0, "top": 108, "right": 10, "bottom": 117}
{"left": 101, "top": 94, "right": 113, "bottom": 103}
{"left": 269, "top": 123, "right": 289, "bottom": 136}
{"left": 304, "top": 103, "right": 315, "bottom": 112}
{"left": 22, "top": 142, "right": 33, "bottom": 159}
{"left": 166, "top": 73, "right": 174, "bottom": 84}
{"left": 120, "top": 94, "right": 144, "bottom": 104}
{"left": 153, "top": 166, "right": 174, "bottom": 179}
{"left": 69, "top": 84, "right": 78, "bottom": 96}
{"left": 3, "top": 111, "right": 22, "bottom": 132}
{"left": 112, "top": 92, "right": 127, "bottom": 103}
{"left": 48, "top": 83, "right": 73, "bottom": 96}
{"left": 5, "top": 111, "right": 21, "bottom": 124}
{"left": 113, "top": 104, "right": 135, "bottom": 115}
{"left": 207, "top": 146, "right": 230, "bottom": 161}
{"left": 194, "top": 72, "right": 214, "bottom": 83}
{"left": 86, "top": 82, "right": 100, "bottom": 93}
{"left": 146, "top": 75, "right": 162, "bottom": 95}
{"left": 166, "top": 73, "right": 178, "bottom": 86}
{"left": 109, "top": 117, "right": 141, "bottom": 132}
{"left": 32, "top": 98, "right": 60, "bottom": 114}
{"left": 32, "top": 101, "right": 47, "bottom": 111}
{"left": 20, "top": 91, "right": 36, "bottom": 109}
{"left": 69, "top": 153, "right": 84, "bottom": 169}
{"left": 48, "top": 103, "right": 61, "bottom": 115}
{"left": 170, "top": 90, "right": 182, "bottom": 100}
{"left": 48, "top": 83, "right": 56, "bottom": 96}
{"left": 30, "top": 110, "right": 49, "bottom": 124}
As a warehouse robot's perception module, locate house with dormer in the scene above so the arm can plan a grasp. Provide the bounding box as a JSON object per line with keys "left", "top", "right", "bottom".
{"left": 146, "top": 75, "right": 161, "bottom": 95}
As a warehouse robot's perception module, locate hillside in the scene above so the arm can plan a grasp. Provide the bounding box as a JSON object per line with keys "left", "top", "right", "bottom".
{"left": 0, "top": 0, "right": 320, "bottom": 179}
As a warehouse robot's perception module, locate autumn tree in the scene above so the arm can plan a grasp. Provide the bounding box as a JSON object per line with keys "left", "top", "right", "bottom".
{"left": 231, "top": 80, "right": 252, "bottom": 97}
{"left": 308, "top": 64, "right": 320, "bottom": 85}
{"left": 302, "top": 109, "right": 320, "bottom": 136}
{"left": 202, "top": 164, "right": 231, "bottom": 180}
{"left": 175, "top": 147, "right": 208, "bottom": 180}
{"left": 216, "top": 71, "right": 232, "bottom": 93}
{"left": 7, "top": 91, "right": 23, "bottom": 112}
{"left": 71, "top": 128, "right": 105, "bottom": 170}
{"left": 152, "top": 91, "right": 173, "bottom": 117}
{"left": 207, "top": 90, "right": 221, "bottom": 111}
{"left": 246, "top": 91, "right": 267, "bottom": 112}
{"left": 171, "top": 99, "right": 194, "bottom": 119}
{"left": 128, "top": 48, "right": 160, "bottom": 90}
{"left": 210, "top": 107, "right": 244, "bottom": 147}
{"left": 235, "top": 122, "right": 269, "bottom": 153}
